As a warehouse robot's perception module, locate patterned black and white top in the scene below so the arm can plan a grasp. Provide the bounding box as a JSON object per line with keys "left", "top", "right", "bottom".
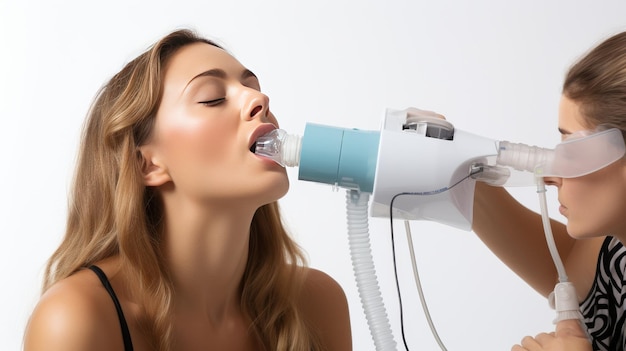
{"left": 580, "top": 236, "right": 626, "bottom": 351}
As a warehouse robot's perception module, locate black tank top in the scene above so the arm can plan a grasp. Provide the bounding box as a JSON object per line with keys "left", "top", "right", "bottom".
{"left": 89, "top": 265, "right": 134, "bottom": 351}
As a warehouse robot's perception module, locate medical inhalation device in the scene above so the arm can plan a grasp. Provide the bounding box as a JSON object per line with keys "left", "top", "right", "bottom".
{"left": 254, "top": 108, "right": 626, "bottom": 350}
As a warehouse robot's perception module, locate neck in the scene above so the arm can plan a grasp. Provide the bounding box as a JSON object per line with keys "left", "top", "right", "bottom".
{"left": 161, "top": 196, "right": 257, "bottom": 323}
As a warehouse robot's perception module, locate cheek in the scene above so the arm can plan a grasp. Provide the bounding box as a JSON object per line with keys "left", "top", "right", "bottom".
{"left": 156, "top": 114, "right": 235, "bottom": 175}
{"left": 174, "top": 122, "right": 227, "bottom": 155}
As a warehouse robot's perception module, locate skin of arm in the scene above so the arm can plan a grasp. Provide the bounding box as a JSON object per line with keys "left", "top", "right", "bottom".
{"left": 299, "top": 268, "right": 353, "bottom": 351}
{"left": 472, "top": 182, "right": 602, "bottom": 298}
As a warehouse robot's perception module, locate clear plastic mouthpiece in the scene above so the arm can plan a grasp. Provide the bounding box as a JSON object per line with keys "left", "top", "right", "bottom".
{"left": 254, "top": 129, "right": 302, "bottom": 167}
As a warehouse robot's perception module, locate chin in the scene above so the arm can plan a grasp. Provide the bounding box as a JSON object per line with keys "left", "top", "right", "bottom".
{"left": 272, "top": 176, "right": 290, "bottom": 200}
{"left": 566, "top": 223, "right": 604, "bottom": 240}
{"left": 259, "top": 174, "right": 290, "bottom": 204}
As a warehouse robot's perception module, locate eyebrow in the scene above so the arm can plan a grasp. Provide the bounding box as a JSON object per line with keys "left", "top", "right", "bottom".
{"left": 185, "top": 68, "right": 258, "bottom": 89}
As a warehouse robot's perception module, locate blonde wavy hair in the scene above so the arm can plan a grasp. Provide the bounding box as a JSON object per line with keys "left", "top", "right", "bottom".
{"left": 43, "top": 29, "right": 322, "bottom": 350}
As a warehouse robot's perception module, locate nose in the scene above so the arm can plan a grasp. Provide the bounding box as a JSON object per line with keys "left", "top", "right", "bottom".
{"left": 241, "top": 89, "right": 270, "bottom": 122}
{"left": 542, "top": 176, "right": 562, "bottom": 187}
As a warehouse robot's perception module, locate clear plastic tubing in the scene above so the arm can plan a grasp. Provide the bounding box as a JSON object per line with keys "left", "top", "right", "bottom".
{"left": 497, "top": 141, "right": 568, "bottom": 282}
{"left": 537, "top": 180, "right": 568, "bottom": 283}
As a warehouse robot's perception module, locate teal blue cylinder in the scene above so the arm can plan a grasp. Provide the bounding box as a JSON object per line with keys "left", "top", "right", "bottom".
{"left": 298, "top": 123, "right": 380, "bottom": 193}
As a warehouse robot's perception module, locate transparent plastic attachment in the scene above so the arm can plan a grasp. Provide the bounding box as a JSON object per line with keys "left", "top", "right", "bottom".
{"left": 497, "top": 128, "right": 625, "bottom": 178}
{"left": 254, "top": 129, "right": 302, "bottom": 167}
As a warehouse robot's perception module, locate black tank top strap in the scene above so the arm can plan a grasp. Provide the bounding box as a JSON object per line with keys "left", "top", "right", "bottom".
{"left": 89, "top": 265, "right": 134, "bottom": 351}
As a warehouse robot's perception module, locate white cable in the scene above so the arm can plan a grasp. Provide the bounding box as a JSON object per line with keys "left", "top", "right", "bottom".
{"left": 536, "top": 179, "right": 568, "bottom": 282}
{"left": 404, "top": 220, "right": 448, "bottom": 351}
{"left": 536, "top": 179, "right": 589, "bottom": 336}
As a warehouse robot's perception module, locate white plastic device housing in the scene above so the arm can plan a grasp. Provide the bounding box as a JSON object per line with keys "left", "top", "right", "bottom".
{"left": 370, "top": 109, "right": 500, "bottom": 230}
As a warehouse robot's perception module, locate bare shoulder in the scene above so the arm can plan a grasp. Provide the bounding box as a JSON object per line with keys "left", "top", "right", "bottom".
{"left": 300, "top": 267, "right": 347, "bottom": 301}
{"left": 298, "top": 267, "right": 352, "bottom": 350}
{"left": 23, "top": 268, "right": 126, "bottom": 351}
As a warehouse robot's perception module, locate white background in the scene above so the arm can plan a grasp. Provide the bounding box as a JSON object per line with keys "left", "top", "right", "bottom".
{"left": 2, "top": 1, "right": 626, "bottom": 350}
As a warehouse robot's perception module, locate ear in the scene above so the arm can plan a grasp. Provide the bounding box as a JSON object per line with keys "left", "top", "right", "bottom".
{"left": 138, "top": 146, "right": 172, "bottom": 187}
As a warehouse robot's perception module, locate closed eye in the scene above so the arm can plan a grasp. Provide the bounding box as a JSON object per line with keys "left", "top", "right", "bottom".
{"left": 199, "top": 98, "right": 225, "bottom": 106}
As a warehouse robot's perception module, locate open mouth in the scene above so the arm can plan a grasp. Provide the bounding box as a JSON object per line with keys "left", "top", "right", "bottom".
{"left": 250, "top": 142, "right": 257, "bottom": 153}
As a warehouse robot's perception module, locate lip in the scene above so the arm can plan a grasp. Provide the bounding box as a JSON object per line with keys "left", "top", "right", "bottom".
{"left": 558, "top": 205, "right": 567, "bottom": 217}
{"left": 248, "top": 123, "right": 277, "bottom": 151}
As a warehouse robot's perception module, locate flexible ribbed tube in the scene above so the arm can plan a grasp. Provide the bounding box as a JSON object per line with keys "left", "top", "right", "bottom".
{"left": 346, "top": 190, "right": 397, "bottom": 351}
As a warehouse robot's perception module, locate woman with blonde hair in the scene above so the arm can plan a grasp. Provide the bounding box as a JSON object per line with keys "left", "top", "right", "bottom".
{"left": 23, "top": 28, "right": 352, "bottom": 351}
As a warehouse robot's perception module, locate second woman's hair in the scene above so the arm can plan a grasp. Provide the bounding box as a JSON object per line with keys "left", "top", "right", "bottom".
{"left": 563, "top": 31, "right": 626, "bottom": 135}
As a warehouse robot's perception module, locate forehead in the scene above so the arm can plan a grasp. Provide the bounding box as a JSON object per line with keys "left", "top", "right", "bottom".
{"left": 163, "top": 42, "right": 246, "bottom": 88}
{"left": 558, "top": 96, "right": 590, "bottom": 132}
